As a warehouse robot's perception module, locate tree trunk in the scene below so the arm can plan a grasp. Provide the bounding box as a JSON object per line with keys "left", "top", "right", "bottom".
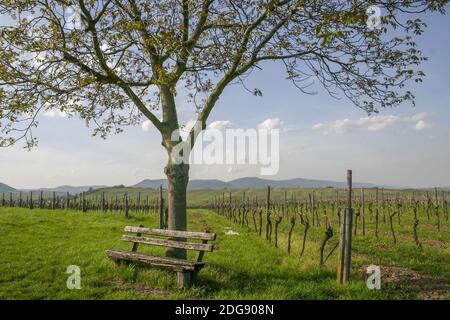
{"left": 165, "top": 162, "right": 190, "bottom": 259}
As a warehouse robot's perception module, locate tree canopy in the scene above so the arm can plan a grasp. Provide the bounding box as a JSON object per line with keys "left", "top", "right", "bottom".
{"left": 0, "top": 0, "right": 448, "bottom": 149}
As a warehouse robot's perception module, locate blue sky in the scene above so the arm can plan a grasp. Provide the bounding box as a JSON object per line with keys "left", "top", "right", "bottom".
{"left": 1, "top": 8, "right": 449, "bottom": 189}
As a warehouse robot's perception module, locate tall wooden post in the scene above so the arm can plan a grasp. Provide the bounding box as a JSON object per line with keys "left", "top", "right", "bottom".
{"left": 19, "top": 192, "right": 22, "bottom": 207}
{"left": 66, "top": 192, "right": 70, "bottom": 209}
{"left": 9, "top": 192, "right": 13, "bottom": 207}
{"left": 337, "top": 170, "right": 353, "bottom": 284}
{"left": 1, "top": 193, "right": 4, "bottom": 207}
{"left": 159, "top": 185, "right": 164, "bottom": 228}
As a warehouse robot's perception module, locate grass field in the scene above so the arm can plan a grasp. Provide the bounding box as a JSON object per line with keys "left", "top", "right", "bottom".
{"left": 0, "top": 207, "right": 449, "bottom": 300}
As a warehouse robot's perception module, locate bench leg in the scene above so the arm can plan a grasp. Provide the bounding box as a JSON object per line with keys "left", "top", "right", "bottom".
{"left": 177, "top": 271, "right": 192, "bottom": 288}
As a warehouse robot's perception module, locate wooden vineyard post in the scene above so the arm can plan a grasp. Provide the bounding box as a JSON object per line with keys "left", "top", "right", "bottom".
{"left": 19, "top": 192, "right": 22, "bottom": 208}
{"left": 445, "top": 191, "right": 449, "bottom": 222}
{"left": 2, "top": 193, "right": 5, "bottom": 207}
{"left": 434, "top": 187, "right": 440, "bottom": 232}
{"left": 266, "top": 186, "right": 271, "bottom": 241}
{"left": 124, "top": 192, "right": 129, "bottom": 218}
{"left": 82, "top": 192, "right": 86, "bottom": 212}
{"left": 337, "top": 205, "right": 346, "bottom": 283}
{"left": 9, "top": 192, "right": 13, "bottom": 207}
{"left": 333, "top": 190, "right": 338, "bottom": 218}
{"left": 101, "top": 192, "right": 105, "bottom": 212}
{"left": 221, "top": 197, "right": 225, "bottom": 218}
{"left": 313, "top": 191, "right": 319, "bottom": 227}
{"left": 66, "top": 192, "right": 70, "bottom": 209}
{"left": 29, "top": 191, "right": 33, "bottom": 210}
{"left": 229, "top": 192, "right": 232, "bottom": 220}
{"left": 337, "top": 170, "right": 353, "bottom": 285}
{"left": 374, "top": 188, "right": 379, "bottom": 238}
{"left": 137, "top": 192, "right": 141, "bottom": 213}
{"left": 159, "top": 185, "right": 164, "bottom": 228}
{"left": 361, "top": 187, "right": 365, "bottom": 236}
{"left": 52, "top": 191, "right": 56, "bottom": 210}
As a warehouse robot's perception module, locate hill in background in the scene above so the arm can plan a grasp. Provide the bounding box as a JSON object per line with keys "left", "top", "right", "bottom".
{"left": 0, "top": 182, "right": 17, "bottom": 193}
{"left": 0, "top": 176, "right": 395, "bottom": 195}
{"left": 132, "top": 177, "right": 379, "bottom": 190}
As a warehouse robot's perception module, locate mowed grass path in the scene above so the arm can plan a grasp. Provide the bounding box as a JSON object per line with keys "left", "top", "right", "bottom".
{"left": 0, "top": 208, "right": 448, "bottom": 299}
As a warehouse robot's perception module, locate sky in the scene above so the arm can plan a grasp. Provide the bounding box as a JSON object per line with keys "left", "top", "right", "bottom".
{"left": 1, "top": 7, "right": 449, "bottom": 189}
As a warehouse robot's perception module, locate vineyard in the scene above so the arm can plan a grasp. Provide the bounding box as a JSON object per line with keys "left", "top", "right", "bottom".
{"left": 2, "top": 185, "right": 449, "bottom": 250}
{"left": 0, "top": 182, "right": 449, "bottom": 299}
{"left": 210, "top": 186, "right": 449, "bottom": 276}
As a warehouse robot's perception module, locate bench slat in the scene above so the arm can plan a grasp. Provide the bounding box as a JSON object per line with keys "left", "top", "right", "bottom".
{"left": 124, "top": 226, "right": 216, "bottom": 241}
{"left": 122, "top": 235, "right": 214, "bottom": 252}
{"left": 106, "top": 250, "right": 204, "bottom": 271}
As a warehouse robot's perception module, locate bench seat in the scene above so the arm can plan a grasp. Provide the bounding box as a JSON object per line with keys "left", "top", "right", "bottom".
{"left": 106, "top": 225, "right": 216, "bottom": 288}
{"left": 106, "top": 249, "right": 205, "bottom": 271}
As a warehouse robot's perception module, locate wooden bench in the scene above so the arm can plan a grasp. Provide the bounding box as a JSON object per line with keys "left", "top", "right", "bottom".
{"left": 106, "top": 225, "right": 216, "bottom": 288}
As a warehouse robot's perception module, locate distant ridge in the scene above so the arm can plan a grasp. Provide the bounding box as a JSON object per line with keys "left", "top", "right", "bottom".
{"left": 132, "top": 179, "right": 230, "bottom": 190}
{"left": 0, "top": 177, "right": 395, "bottom": 194}
{"left": 0, "top": 182, "right": 17, "bottom": 193}
{"left": 132, "top": 177, "right": 380, "bottom": 190}
{"left": 19, "top": 185, "right": 107, "bottom": 195}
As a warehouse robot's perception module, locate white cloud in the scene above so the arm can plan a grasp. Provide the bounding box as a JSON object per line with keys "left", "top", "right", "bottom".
{"left": 207, "top": 120, "right": 233, "bottom": 130}
{"left": 180, "top": 119, "right": 233, "bottom": 133}
{"left": 258, "top": 118, "right": 283, "bottom": 130}
{"left": 414, "top": 120, "right": 432, "bottom": 131}
{"left": 411, "top": 112, "right": 428, "bottom": 121}
{"left": 313, "top": 113, "right": 432, "bottom": 135}
{"left": 141, "top": 120, "right": 152, "bottom": 132}
{"left": 43, "top": 109, "right": 68, "bottom": 118}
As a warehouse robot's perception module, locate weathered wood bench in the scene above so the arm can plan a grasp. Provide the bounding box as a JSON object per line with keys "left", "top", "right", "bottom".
{"left": 106, "top": 225, "right": 216, "bottom": 288}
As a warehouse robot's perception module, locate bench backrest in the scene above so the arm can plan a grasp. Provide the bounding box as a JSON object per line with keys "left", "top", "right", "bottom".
{"left": 122, "top": 225, "right": 216, "bottom": 262}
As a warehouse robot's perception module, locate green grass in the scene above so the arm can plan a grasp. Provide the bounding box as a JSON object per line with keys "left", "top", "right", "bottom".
{"left": 0, "top": 207, "right": 448, "bottom": 299}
